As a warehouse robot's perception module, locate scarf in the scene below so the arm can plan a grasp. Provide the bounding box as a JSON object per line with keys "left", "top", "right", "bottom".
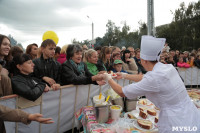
{"left": 86, "top": 62, "right": 98, "bottom": 75}
{"left": 69, "top": 59, "right": 85, "bottom": 76}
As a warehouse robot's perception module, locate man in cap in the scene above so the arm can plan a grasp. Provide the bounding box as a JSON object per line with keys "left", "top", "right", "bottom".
{"left": 102, "top": 36, "right": 200, "bottom": 133}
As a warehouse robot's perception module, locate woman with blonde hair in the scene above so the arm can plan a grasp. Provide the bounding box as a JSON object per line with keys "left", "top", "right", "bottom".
{"left": 85, "top": 49, "right": 105, "bottom": 75}
{"left": 57, "top": 44, "right": 68, "bottom": 64}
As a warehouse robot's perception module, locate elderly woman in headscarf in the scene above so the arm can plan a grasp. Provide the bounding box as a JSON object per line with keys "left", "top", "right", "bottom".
{"left": 61, "top": 44, "right": 105, "bottom": 85}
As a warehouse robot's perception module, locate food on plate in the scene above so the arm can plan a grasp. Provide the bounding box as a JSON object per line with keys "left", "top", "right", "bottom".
{"left": 139, "top": 110, "right": 147, "bottom": 119}
{"left": 112, "top": 73, "right": 117, "bottom": 77}
{"left": 108, "top": 71, "right": 113, "bottom": 75}
{"left": 154, "top": 106, "right": 160, "bottom": 110}
{"left": 188, "top": 91, "right": 200, "bottom": 100}
{"left": 155, "top": 116, "right": 159, "bottom": 123}
{"left": 147, "top": 109, "right": 156, "bottom": 116}
{"left": 138, "top": 99, "right": 147, "bottom": 105}
{"left": 108, "top": 71, "right": 117, "bottom": 77}
{"left": 127, "top": 113, "right": 136, "bottom": 119}
{"left": 137, "top": 119, "right": 153, "bottom": 130}
{"left": 139, "top": 107, "right": 147, "bottom": 111}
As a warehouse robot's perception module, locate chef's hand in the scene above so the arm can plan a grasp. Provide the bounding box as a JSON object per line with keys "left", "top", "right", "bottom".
{"left": 116, "top": 72, "right": 127, "bottom": 80}
{"left": 102, "top": 73, "right": 112, "bottom": 82}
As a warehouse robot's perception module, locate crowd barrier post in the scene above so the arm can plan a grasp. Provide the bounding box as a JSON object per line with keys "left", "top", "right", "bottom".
{"left": 39, "top": 95, "right": 43, "bottom": 133}
{"left": 87, "top": 85, "right": 91, "bottom": 106}
{"left": 123, "top": 79, "right": 125, "bottom": 87}
{"left": 15, "top": 97, "right": 19, "bottom": 133}
{"left": 72, "top": 85, "right": 78, "bottom": 133}
{"left": 57, "top": 88, "right": 62, "bottom": 133}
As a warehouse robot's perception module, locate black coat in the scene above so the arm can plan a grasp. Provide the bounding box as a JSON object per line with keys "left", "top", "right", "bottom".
{"left": 61, "top": 60, "right": 96, "bottom": 85}
{"left": 11, "top": 73, "right": 46, "bottom": 101}
{"left": 32, "top": 55, "right": 61, "bottom": 84}
{"left": 96, "top": 60, "right": 112, "bottom": 71}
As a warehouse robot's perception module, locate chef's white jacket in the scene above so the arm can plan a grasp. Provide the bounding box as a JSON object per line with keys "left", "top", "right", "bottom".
{"left": 122, "top": 62, "right": 200, "bottom": 133}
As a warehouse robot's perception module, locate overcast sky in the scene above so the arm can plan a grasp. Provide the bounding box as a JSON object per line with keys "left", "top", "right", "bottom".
{"left": 0, "top": 0, "right": 198, "bottom": 48}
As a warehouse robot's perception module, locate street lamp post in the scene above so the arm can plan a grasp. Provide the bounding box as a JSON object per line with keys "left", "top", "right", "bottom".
{"left": 147, "top": 0, "right": 155, "bottom": 36}
{"left": 87, "top": 16, "right": 94, "bottom": 47}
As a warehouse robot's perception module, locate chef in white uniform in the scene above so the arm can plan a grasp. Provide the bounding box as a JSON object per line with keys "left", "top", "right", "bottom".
{"left": 103, "top": 36, "right": 200, "bottom": 132}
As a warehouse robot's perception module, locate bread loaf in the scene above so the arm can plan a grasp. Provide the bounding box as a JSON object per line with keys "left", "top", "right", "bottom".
{"left": 155, "top": 116, "right": 158, "bottom": 123}
{"left": 127, "top": 113, "right": 136, "bottom": 119}
{"left": 147, "top": 109, "right": 156, "bottom": 116}
{"left": 137, "top": 119, "right": 153, "bottom": 130}
{"left": 139, "top": 110, "right": 147, "bottom": 119}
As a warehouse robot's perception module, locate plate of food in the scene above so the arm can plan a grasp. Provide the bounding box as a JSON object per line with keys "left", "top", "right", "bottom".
{"left": 132, "top": 108, "right": 157, "bottom": 120}
{"left": 137, "top": 99, "right": 153, "bottom": 106}
{"left": 133, "top": 119, "right": 155, "bottom": 131}
{"left": 131, "top": 110, "right": 151, "bottom": 120}
{"left": 108, "top": 71, "right": 117, "bottom": 78}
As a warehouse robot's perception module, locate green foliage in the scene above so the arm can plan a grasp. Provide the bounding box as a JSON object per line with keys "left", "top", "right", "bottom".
{"left": 8, "top": 34, "right": 25, "bottom": 51}
{"left": 156, "top": 0, "right": 200, "bottom": 51}
{"left": 94, "top": 20, "right": 146, "bottom": 48}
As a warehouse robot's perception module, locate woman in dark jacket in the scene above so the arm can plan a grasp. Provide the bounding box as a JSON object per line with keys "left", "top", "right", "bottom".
{"left": 61, "top": 44, "right": 104, "bottom": 85}
{"left": 11, "top": 54, "right": 49, "bottom": 101}
{"left": 96, "top": 46, "right": 112, "bottom": 71}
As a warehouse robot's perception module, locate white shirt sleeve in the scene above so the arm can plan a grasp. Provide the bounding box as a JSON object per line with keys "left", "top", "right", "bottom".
{"left": 122, "top": 74, "right": 160, "bottom": 99}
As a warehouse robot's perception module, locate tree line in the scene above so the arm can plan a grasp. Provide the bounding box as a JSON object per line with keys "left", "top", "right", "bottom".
{"left": 77, "top": 0, "right": 200, "bottom": 52}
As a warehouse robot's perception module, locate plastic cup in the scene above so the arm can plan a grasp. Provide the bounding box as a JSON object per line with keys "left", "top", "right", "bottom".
{"left": 110, "top": 105, "right": 122, "bottom": 120}
{"left": 93, "top": 95, "right": 105, "bottom": 105}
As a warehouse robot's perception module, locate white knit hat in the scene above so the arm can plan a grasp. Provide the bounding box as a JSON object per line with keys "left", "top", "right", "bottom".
{"left": 140, "top": 35, "right": 166, "bottom": 61}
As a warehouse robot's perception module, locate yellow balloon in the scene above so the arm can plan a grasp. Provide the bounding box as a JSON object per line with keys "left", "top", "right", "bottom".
{"left": 42, "top": 31, "right": 59, "bottom": 45}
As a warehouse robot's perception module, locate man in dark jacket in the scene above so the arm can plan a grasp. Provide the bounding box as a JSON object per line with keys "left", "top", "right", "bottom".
{"left": 33, "top": 39, "right": 61, "bottom": 90}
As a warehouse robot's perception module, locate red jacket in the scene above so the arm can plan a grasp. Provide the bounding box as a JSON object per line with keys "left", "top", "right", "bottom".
{"left": 57, "top": 54, "right": 67, "bottom": 64}
{"left": 177, "top": 62, "right": 190, "bottom": 68}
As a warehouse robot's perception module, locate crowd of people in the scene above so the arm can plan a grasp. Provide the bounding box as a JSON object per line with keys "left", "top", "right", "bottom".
{"left": 0, "top": 34, "right": 200, "bottom": 132}
{"left": 1, "top": 34, "right": 200, "bottom": 100}
{"left": 160, "top": 43, "right": 200, "bottom": 68}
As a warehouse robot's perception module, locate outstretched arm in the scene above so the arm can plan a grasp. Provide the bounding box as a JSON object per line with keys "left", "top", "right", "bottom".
{"left": 116, "top": 73, "right": 143, "bottom": 82}
{"left": 0, "top": 105, "right": 54, "bottom": 124}
{"left": 103, "top": 73, "right": 125, "bottom": 97}
{"left": 28, "top": 113, "right": 54, "bottom": 124}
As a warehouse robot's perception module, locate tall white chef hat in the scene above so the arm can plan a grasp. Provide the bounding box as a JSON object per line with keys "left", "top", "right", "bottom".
{"left": 140, "top": 35, "right": 166, "bottom": 61}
